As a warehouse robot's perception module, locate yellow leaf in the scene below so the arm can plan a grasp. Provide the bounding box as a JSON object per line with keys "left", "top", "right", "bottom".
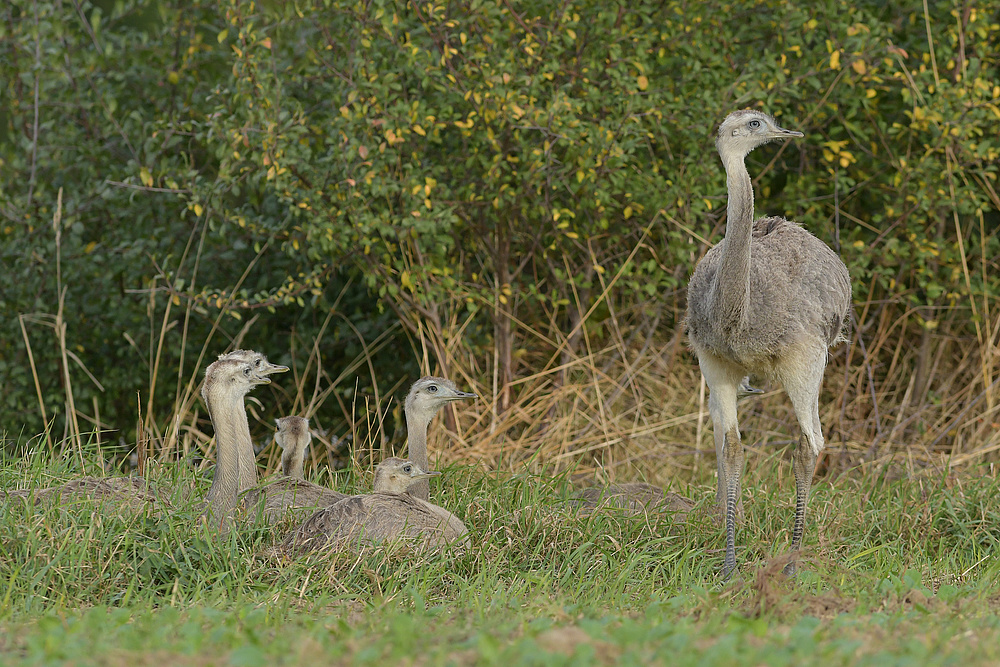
{"left": 193, "top": 203, "right": 203, "bottom": 217}
{"left": 167, "top": 71, "right": 179, "bottom": 85}
{"left": 623, "top": 206, "right": 633, "bottom": 219}
{"left": 413, "top": 124, "right": 426, "bottom": 136}
{"left": 851, "top": 59, "right": 867, "bottom": 75}
{"left": 217, "top": 29, "right": 228, "bottom": 43}
{"left": 637, "top": 75, "right": 649, "bottom": 91}
{"left": 260, "top": 38, "right": 272, "bottom": 50}
{"left": 566, "top": 232, "right": 579, "bottom": 239}
{"left": 567, "top": 29, "right": 576, "bottom": 41}
{"left": 400, "top": 271, "right": 414, "bottom": 291}
{"left": 829, "top": 50, "right": 841, "bottom": 70}
{"left": 866, "top": 89, "right": 877, "bottom": 98}
{"left": 139, "top": 167, "right": 153, "bottom": 187}
{"left": 84, "top": 241, "right": 96, "bottom": 254}
{"left": 576, "top": 170, "right": 585, "bottom": 183}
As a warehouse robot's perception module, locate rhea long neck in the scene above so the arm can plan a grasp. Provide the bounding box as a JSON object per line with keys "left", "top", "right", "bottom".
{"left": 405, "top": 406, "right": 432, "bottom": 501}
{"left": 205, "top": 384, "right": 254, "bottom": 523}
{"left": 281, "top": 445, "right": 305, "bottom": 478}
{"left": 714, "top": 148, "right": 755, "bottom": 329}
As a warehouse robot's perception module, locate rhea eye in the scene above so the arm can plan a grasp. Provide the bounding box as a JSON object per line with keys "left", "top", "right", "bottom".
{"left": 403, "top": 465, "right": 412, "bottom": 473}
{"left": 749, "top": 119, "right": 761, "bottom": 129}
{"left": 427, "top": 385, "right": 438, "bottom": 393}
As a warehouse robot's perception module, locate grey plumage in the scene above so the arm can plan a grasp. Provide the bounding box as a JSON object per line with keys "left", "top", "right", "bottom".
{"left": 201, "top": 353, "right": 347, "bottom": 528}
{"left": 201, "top": 356, "right": 280, "bottom": 526}
{"left": 403, "top": 376, "right": 477, "bottom": 501}
{"left": 2, "top": 475, "right": 160, "bottom": 509}
{"left": 569, "top": 483, "right": 695, "bottom": 521}
{"left": 686, "top": 109, "right": 851, "bottom": 578}
{"left": 215, "top": 349, "right": 287, "bottom": 492}
{"left": 275, "top": 416, "right": 310, "bottom": 479}
{"left": 282, "top": 457, "right": 469, "bottom": 555}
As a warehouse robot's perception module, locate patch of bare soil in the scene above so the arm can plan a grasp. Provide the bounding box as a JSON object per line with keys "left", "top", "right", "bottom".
{"left": 535, "top": 625, "right": 619, "bottom": 662}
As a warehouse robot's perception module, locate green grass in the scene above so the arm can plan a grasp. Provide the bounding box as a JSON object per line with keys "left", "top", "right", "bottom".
{"left": 1, "top": 446, "right": 999, "bottom": 666}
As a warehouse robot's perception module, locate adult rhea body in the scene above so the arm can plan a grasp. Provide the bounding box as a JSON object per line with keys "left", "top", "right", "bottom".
{"left": 686, "top": 109, "right": 851, "bottom": 578}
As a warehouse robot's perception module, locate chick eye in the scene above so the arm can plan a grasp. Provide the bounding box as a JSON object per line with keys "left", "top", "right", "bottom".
{"left": 243, "top": 368, "right": 251, "bottom": 376}
{"left": 403, "top": 465, "right": 411, "bottom": 473}
{"left": 749, "top": 119, "right": 761, "bottom": 129}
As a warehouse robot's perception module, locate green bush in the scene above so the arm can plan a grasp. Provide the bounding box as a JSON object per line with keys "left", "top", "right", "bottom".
{"left": 1, "top": 0, "right": 997, "bottom": 457}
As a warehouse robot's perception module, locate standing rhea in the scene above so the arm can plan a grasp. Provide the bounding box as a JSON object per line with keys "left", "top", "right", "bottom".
{"left": 686, "top": 109, "right": 851, "bottom": 578}
{"left": 282, "top": 457, "right": 469, "bottom": 554}
{"left": 275, "top": 416, "right": 311, "bottom": 479}
{"left": 403, "top": 377, "right": 477, "bottom": 501}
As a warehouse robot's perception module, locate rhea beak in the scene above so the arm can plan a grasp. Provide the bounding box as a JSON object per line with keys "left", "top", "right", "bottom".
{"left": 775, "top": 125, "right": 804, "bottom": 138}
{"left": 261, "top": 361, "right": 289, "bottom": 375}
{"left": 412, "top": 469, "right": 442, "bottom": 480}
{"left": 448, "top": 390, "right": 478, "bottom": 401}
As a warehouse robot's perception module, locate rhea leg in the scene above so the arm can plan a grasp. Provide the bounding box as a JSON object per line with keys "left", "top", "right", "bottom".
{"left": 699, "top": 352, "right": 746, "bottom": 579}
{"left": 780, "top": 348, "right": 827, "bottom": 576}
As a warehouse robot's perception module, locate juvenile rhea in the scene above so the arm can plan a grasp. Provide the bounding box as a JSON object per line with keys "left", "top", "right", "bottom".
{"left": 686, "top": 109, "right": 851, "bottom": 578}
{"left": 201, "top": 353, "right": 347, "bottom": 529}
{"left": 570, "top": 482, "right": 695, "bottom": 521}
{"left": 275, "top": 416, "right": 311, "bottom": 479}
{"left": 403, "top": 376, "right": 477, "bottom": 501}
{"left": 1, "top": 475, "right": 160, "bottom": 510}
{"left": 282, "top": 457, "right": 469, "bottom": 554}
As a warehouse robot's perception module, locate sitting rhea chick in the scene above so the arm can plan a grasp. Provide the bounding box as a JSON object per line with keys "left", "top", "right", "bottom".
{"left": 282, "top": 457, "right": 469, "bottom": 555}
{"left": 275, "top": 416, "right": 310, "bottom": 479}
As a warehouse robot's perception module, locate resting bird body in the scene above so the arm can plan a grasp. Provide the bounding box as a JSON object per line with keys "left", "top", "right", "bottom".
{"left": 201, "top": 353, "right": 347, "bottom": 528}
{"left": 569, "top": 482, "right": 695, "bottom": 521}
{"left": 2, "top": 475, "right": 160, "bottom": 510}
{"left": 282, "top": 457, "right": 469, "bottom": 555}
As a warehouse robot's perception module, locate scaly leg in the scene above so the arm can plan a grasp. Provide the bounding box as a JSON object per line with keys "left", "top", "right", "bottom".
{"left": 699, "top": 351, "right": 745, "bottom": 578}
{"left": 785, "top": 435, "right": 818, "bottom": 576}
{"left": 722, "top": 425, "right": 745, "bottom": 580}
{"left": 780, "top": 346, "right": 827, "bottom": 577}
